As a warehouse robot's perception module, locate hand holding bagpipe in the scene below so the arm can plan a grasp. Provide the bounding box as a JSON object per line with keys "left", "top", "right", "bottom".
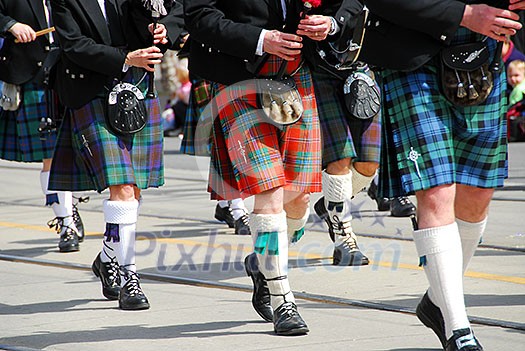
{"left": 124, "top": 47, "right": 163, "bottom": 72}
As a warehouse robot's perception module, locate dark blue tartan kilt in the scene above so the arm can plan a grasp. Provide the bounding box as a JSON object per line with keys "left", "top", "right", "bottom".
{"left": 312, "top": 68, "right": 381, "bottom": 167}
{"left": 377, "top": 29, "right": 508, "bottom": 199}
{"left": 0, "top": 82, "right": 57, "bottom": 162}
{"left": 180, "top": 77, "right": 213, "bottom": 156}
{"left": 48, "top": 78, "right": 164, "bottom": 192}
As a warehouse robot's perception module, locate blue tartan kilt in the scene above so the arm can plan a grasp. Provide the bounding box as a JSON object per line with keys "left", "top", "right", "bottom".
{"left": 312, "top": 68, "right": 381, "bottom": 167}
{"left": 48, "top": 71, "right": 164, "bottom": 192}
{"left": 0, "top": 82, "right": 57, "bottom": 162}
{"left": 378, "top": 29, "right": 508, "bottom": 198}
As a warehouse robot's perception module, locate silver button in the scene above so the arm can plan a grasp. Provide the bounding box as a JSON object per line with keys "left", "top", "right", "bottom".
{"left": 375, "top": 21, "right": 380, "bottom": 27}
{"left": 340, "top": 16, "right": 344, "bottom": 22}
{"left": 79, "top": 74, "right": 84, "bottom": 79}
{"left": 71, "top": 74, "right": 76, "bottom": 79}
{"left": 66, "top": 69, "right": 70, "bottom": 74}
{"left": 37, "top": 61, "right": 43, "bottom": 67}
{"left": 440, "top": 35, "right": 447, "bottom": 41}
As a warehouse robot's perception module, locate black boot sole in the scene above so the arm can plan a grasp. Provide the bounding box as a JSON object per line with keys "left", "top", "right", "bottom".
{"left": 274, "top": 325, "right": 309, "bottom": 336}
{"left": 59, "top": 245, "right": 79, "bottom": 253}
{"left": 119, "top": 301, "right": 150, "bottom": 310}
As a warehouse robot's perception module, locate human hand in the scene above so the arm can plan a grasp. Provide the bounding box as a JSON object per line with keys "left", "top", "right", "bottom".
{"left": 297, "top": 15, "right": 332, "bottom": 41}
{"left": 148, "top": 23, "right": 168, "bottom": 45}
{"left": 125, "top": 46, "right": 163, "bottom": 72}
{"left": 263, "top": 30, "right": 302, "bottom": 61}
{"left": 509, "top": 0, "right": 525, "bottom": 11}
{"left": 8, "top": 23, "right": 36, "bottom": 43}
{"left": 461, "top": 4, "right": 521, "bottom": 41}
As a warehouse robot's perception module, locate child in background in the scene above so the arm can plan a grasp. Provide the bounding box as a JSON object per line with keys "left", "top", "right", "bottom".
{"left": 508, "top": 60, "right": 525, "bottom": 106}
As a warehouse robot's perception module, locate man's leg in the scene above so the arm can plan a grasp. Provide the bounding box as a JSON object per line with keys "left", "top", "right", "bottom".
{"left": 414, "top": 184, "right": 484, "bottom": 348}
{"left": 92, "top": 184, "right": 149, "bottom": 310}
{"left": 249, "top": 188, "right": 308, "bottom": 335}
{"left": 41, "top": 159, "right": 80, "bottom": 252}
{"left": 314, "top": 158, "right": 374, "bottom": 265}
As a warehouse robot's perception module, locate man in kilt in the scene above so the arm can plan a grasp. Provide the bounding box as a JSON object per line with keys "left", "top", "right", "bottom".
{"left": 0, "top": 0, "right": 88, "bottom": 253}
{"left": 180, "top": 70, "right": 252, "bottom": 235}
{"left": 184, "top": 0, "right": 322, "bottom": 335}
{"left": 298, "top": 0, "right": 381, "bottom": 266}
{"left": 49, "top": 0, "right": 184, "bottom": 310}
{"left": 361, "top": 1, "right": 525, "bottom": 349}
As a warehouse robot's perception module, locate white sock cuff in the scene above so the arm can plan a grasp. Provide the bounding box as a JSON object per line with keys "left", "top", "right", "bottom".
{"left": 103, "top": 199, "right": 139, "bottom": 224}
{"left": 249, "top": 212, "right": 287, "bottom": 233}
{"left": 287, "top": 208, "right": 310, "bottom": 234}
{"left": 456, "top": 217, "right": 487, "bottom": 240}
{"left": 218, "top": 200, "right": 229, "bottom": 208}
{"left": 230, "top": 198, "right": 246, "bottom": 210}
{"left": 413, "top": 222, "right": 460, "bottom": 257}
{"left": 322, "top": 171, "right": 352, "bottom": 202}
{"left": 350, "top": 164, "right": 376, "bottom": 197}
{"left": 40, "top": 171, "right": 50, "bottom": 195}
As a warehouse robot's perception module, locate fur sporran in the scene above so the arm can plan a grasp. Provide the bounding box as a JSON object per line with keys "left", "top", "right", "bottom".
{"left": 106, "top": 82, "right": 148, "bottom": 135}
{"left": 255, "top": 60, "right": 303, "bottom": 125}
{"left": 439, "top": 41, "right": 493, "bottom": 107}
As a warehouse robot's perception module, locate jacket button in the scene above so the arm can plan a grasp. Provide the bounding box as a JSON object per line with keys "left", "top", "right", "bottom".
{"left": 440, "top": 35, "right": 447, "bottom": 41}
{"left": 37, "top": 61, "right": 43, "bottom": 67}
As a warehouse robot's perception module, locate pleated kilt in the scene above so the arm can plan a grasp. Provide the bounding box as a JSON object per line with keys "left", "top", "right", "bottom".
{"left": 0, "top": 82, "right": 57, "bottom": 162}
{"left": 48, "top": 71, "right": 164, "bottom": 192}
{"left": 312, "top": 68, "right": 381, "bottom": 167}
{"left": 207, "top": 56, "right": 322, "bottom": 200}
{"left": 180, "top": 77, "right": 213, "bottom": 156}
{"left": 378, "top": 29, "right": 508, "bottom": 198}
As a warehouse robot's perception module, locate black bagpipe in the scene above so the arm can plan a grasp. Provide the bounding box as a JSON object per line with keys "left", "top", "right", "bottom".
{"left": 38, "top": 45, "right": 62, "bottom": 140}
{"left": 141, "top": 0, "right": 168, "bottom": 99}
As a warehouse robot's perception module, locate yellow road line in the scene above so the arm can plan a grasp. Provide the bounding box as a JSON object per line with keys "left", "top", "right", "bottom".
{"left": 2, "top": 221, "right": 524, "bottom": 285}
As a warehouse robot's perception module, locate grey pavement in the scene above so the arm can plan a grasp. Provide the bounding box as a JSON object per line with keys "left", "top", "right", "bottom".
{"left": 0, "top": 137, "right": 524, "bottom": 351}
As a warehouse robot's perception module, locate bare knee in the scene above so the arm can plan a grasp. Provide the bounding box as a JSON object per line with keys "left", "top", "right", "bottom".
{"left": 326, "top": 158, "right": 351, "bottom": 175}
{"left": 353, "top": 161, "right": 379, "bottom": 177}
{"left": 284, "top": 192, "right": 310, "bottom": 219}
{"left": 109, "top": 184, "right": 136, "bottom": 202}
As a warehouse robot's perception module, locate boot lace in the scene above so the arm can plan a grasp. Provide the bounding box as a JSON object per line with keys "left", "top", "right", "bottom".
{"left": 329, "top": 215, "right": 358, "bottom": 250}
{"left": 72, "top": 196, "right": 89, "bottom": 224}
{"left": 121, "top": 268, "right": 143, "bottom": 297}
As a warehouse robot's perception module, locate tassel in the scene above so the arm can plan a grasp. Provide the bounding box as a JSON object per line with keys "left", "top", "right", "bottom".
{"left": 281, "top": 101, "right": 294, "bottom": 122}
{"left": 480, "top": 67, "right": 490, "bottom": 91}
{"left": 45, "top": 193, "right": 59, "bottom": 206}
{"left": 455, "top": 70, "right": 467, "bottom": 98}
{"left": 269, "top": 100, "right": 281, "bottom": 122}
{"left": 291, "top": 227, "right": 305, "bottom": 244}
{"left": 467, "top": 72, "right": 479, "bottom": 100}
{"left": 419, "top": 255, "right": 427, "bottom": 267}
{"left": 468, "top": 84, "right": 479, "bottom": 100}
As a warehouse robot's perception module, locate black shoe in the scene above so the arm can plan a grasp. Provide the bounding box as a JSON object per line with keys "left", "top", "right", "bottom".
{"left": 367, "top": 182, "right": 391, "bottom": 211}
{"left": 234, "top": 214, "right": 251, "bottom": 235}
{"left": 119, "top": 269, "right": 150, "bottom": 310}
{"left": 244, "top": 253, "right": 273, "bottom": 322}
{"left": 313, "top": 198, "right": 369, "bottom": 266}
{"left": 390, "top": 196, "right": 416, "bottom": 217}
{"left": 214, "top": 204, "right": 235, "bottom": 228}
{"left": 445, "top": 328, "right": 483, "bottom": 351}
{"left": 72, "top": 196, "right": 89, "bottom": 242}
{"left": 91, "top": 253, "right": 120, "bottom": 300}
{"left": 273, "top": 302, "right": 309, "bottom": 336}
{"left": 48, "top": 217, "right": 80, "bottom": 252}
{"left": 416, "top": 292, "right": 446, "bottom": 347}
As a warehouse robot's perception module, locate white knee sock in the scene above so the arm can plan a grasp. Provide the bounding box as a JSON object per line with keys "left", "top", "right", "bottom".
{"left": 457, "top": 217, "right": 486, "bottom": 273}
{"left": 322, "top": 171, "right": 353, "bottom": 246}
{"left": 218, "top": 200, "right": 229, "bottom": 208}
{"left": 40, "top": 171, "right": 75, "bottom": 229}
{"left": 350, "top": 164, "right": 376, "bottom": 197}
{"left": 250, "top": 212, "right": 294, "bottom": 310}
{"left": 287, "top": 207, "right": 310, "bottom": 244}
{"left": 414, "top": 223, "right": 470, "bottom": 339}
{"left": 230, "top": 198, "right": 248, "bottom": 220}
{"left": 102, "top": 199, "right": 139, "bottom": 286}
